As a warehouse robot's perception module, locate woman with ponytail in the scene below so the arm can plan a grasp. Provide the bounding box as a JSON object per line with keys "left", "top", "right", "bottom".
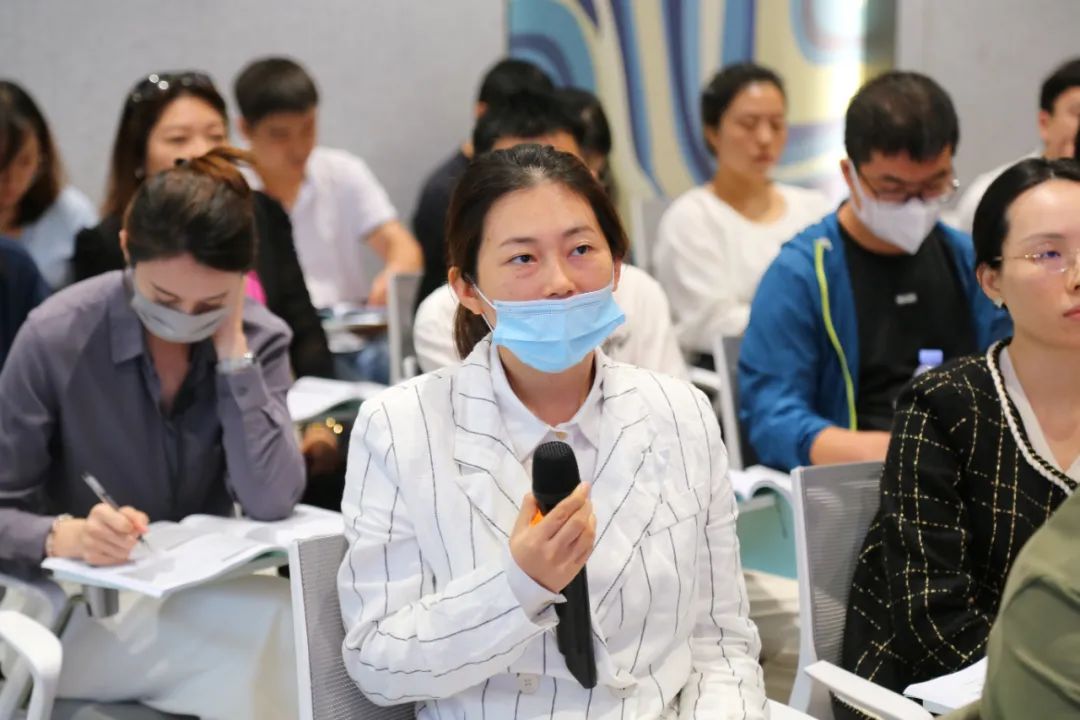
{"left": 0, "top": 146, "right": 302, "bottom": 719}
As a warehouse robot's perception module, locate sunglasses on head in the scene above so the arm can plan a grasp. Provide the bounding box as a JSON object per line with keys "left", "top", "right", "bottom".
{"left": 127, "top": 71, "right": 214, "bottom": 105}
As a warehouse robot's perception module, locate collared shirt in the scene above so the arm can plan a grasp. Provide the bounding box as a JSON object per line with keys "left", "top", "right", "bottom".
{"left": 244, "top": 146, "right": 397, "bottom": 307}
{"left": 0, "top": 271, "right": 305, "bottom": 568}
{"left": 488, "top": 339, "right": 604, "bottom": 479}
{"left": 488, "top": 340, "right": 605, "bottom": 616}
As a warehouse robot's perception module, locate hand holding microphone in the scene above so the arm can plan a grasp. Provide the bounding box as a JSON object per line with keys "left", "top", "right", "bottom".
{"left": 510, "top": 481, "right": 596, "bottom": 593}
{"left": 510, "top": 441, "right": 599, "bottom": 689}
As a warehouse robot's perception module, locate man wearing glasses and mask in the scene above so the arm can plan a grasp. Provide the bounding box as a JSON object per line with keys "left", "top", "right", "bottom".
{"left": 738, "top": 71, "right": 1012, "bottom": 472}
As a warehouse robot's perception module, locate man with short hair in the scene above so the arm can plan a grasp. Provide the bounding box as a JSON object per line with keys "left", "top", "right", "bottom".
{"left": 234, "top": 57, "right": 422, "bottom": 309}
{"left": 412, "top": 59, "right": 554, "bottom": 304}
{"left": 739, "top": 71, "right": 1011, "bottom": 471}
{"left": 948, "top": 57, "right": 1080, "bottom": 233}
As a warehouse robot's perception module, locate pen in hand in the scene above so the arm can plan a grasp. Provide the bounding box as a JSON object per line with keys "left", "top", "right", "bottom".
{"left": 81, "top": 473, "right": 153, "bottom": 553}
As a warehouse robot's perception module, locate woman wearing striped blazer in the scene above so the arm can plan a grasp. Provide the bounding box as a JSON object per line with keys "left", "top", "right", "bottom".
{"left": 337, "top": 145, "right": 767, "bottom": 719}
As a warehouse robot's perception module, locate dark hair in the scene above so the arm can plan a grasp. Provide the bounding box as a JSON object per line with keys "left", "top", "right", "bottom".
{"left": 103, "top": 71, "right": 226, "bottom": 219}
{"left": 124, "top": 146, "right": 256, "bottom": 272}
{"left": 472, "top": 90, "right": 585, "bottom": 156}
{"left": 477, "top": 59, "right": 554, "bottom": 108}
{"left": 1040, "top": 58, "right": 1080, "bottom": 113}
{"left": 844, "top": 71, "right": 959, "bottom": 166}
{"left": 447, "top": 144, "right": 629, "bottom": 357}
{"left": 701, "top": 63, "right": 785, "bottom": 133}
{"left": 0, "top": 80, "right": 63, "bottom": 226}
{"left": 557, "top": 87, "right": 612, "bottom": 157}
{"left": 972, "top": 157, "right": 1080, "bottom": 268}
{"left": 234, "top": 57, "right": 319, "bottom": 126}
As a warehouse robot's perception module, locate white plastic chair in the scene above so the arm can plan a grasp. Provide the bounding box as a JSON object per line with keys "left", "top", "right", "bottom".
{"left": 627, "top": 194, "right": 671, "bottom": 275}
{"left": 787, "top": 461, "right": 927, "bottom": 719}
{"left": 0, "top": 611, "right": 62, "bottom": 720}
{"left": 386, "top": 272, "right": 422, "bottom": 385}
{"left": 288, "top": 534, "right": 414, "bottom": 720}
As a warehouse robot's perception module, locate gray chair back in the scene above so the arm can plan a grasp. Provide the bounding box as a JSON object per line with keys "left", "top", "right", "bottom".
{"left": 788, "top": 462, "right": 883, "bottom": 718}
{"left": 628, "top": 195, "right": 671, "bottom": 275}
{"left": 289, "top": 535, "right": 415, "bottom": 720}
{"left": 713, "top": 334, "right": 759, "bottom": 469}
{"left": 387, "top": 272, "right": 422, "bottom": 385}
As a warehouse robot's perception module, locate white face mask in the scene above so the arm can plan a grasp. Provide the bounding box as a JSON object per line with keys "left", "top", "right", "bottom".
{"left": 848, "top": 163, "right": 944, "bottom": 254}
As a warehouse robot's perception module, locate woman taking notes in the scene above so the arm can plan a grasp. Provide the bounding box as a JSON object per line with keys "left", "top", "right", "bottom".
{"left": 338, "top": 144, "right": 766, "bottom": 718}
{"left": 0, "top": 147, "right": 302, "bottom": 719}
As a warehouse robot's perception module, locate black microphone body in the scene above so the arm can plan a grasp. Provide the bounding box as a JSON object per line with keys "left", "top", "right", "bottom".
{"left": 532, "top": 440, "right": 598, "bottom": 689}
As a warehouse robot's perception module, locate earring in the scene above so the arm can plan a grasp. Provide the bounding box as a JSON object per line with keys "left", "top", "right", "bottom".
{"left": 993, "top": 298, "right": 1004, "bottom": 309}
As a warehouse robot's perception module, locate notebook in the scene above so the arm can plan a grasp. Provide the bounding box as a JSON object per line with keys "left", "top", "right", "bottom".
{"left": 904, "top": 657, "right": 987, "bottom": 714}
{"left": 729, "top": 465, "right": 792, "bottom": 502}
{"left": 42, "top": 504, "right": 344, "bottom": 598}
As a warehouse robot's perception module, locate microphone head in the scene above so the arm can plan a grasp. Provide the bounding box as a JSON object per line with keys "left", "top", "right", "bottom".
{"left": 532, "top": 440, "right": 582, "bottom": 497}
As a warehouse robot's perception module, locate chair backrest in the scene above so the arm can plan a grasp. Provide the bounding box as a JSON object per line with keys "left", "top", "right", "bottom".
{"left": 712, "top": 334, "right": 758, "bottom": 470}
{"left": 387, "top": 272, "right": 422, "bottom": 385}
{"left": 288, "top": 535, "right": 415, "bottom": 720}
{"left": 628, "top": 195, "right": 671, "bottom": 275}
{"left": 788, "top": 462, "right": 884, "bottom": 717}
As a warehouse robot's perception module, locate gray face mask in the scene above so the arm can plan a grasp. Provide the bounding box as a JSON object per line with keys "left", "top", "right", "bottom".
{"left": 130, "top": 285, "right": 229, "bottom": 344}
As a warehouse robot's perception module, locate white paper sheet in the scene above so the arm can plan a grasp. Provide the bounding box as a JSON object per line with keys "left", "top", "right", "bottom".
{"left": 904, "top": 657, "right": 986, "bottom": 714}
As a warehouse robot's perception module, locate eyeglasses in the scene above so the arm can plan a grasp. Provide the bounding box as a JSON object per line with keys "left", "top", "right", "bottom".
{"left": 127, "top": 71, "right": 214, "bottom": 105}
{"left": 993, "top": 248, "right": 1080, "bottom": 274}
{"left": 856, "top": 167, "right": 960, "bottom": 204}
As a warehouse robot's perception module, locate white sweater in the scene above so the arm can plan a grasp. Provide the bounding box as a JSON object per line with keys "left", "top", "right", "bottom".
{"left": 655, "top": 184, "right": 831, "bottom": 354}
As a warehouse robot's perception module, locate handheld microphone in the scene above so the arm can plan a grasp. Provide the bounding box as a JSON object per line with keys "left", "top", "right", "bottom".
{"left": 532, "top": 440, "right": 598, "bottom": 689}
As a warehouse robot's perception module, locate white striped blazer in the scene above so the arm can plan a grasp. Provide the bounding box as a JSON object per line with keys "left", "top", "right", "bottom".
{"left": 337, "top": 339, "right": 767, "bottom": 719}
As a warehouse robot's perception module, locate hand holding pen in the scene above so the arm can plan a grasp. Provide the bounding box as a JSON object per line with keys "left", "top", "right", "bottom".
{"left": 73, "top": 474, "right": 153, "bottom": 564}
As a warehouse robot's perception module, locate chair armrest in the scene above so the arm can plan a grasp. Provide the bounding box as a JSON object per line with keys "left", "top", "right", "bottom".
{"left": 688, "top": 367, "right": 722, "bottom": 394}
{"left": 0, "top": 611, "right": 62, "bottom": 720}
{"left": 0, "top": 572, "right": 69, "bottom": 627}
{"left": 804, "top": 661, "right": 932, "bottom": 720}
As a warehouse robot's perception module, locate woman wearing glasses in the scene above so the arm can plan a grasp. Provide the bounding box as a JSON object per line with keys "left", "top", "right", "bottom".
{"left": 841, "top": 157, "right": 1080, "bottom": 709}
{"left": 0, "top": 80, "right": 97, "bottom": 290}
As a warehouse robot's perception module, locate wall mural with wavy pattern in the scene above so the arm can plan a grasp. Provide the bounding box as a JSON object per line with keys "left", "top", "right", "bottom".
{"left": 508, "top": 0, "right": 894, "bottom": 204}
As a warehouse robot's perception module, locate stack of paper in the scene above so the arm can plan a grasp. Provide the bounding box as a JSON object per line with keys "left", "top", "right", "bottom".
{"left": 43, "top": 504, "right": 344, "bottom": 598}
{"left": 904, "top": 657, "right": 987, "bottom": 714}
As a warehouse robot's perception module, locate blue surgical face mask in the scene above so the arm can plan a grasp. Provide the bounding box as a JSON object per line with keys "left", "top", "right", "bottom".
{"left": 472, "top": 272, "right": 626, "bottom": 374}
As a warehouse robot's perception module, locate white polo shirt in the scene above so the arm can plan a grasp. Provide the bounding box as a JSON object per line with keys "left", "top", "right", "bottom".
{"left": 244, "top": 146, "right": 397, "bottom": 307}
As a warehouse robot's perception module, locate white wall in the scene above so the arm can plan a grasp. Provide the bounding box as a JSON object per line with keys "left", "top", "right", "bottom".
{"left": 0, "top": 0, "right": 505, "bottom": 224}
{"left": 896, "top": 0, "right": 1080, "bottom": 184}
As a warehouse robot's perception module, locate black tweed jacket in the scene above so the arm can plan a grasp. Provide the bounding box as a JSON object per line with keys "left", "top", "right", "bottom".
{"left": 841, "top": 340, "right": 1076, "bottom": 694}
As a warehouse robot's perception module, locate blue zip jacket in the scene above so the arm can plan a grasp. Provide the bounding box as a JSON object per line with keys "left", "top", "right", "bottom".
{"left": 737, "top": 212, "right": 1012, "bottom": 471}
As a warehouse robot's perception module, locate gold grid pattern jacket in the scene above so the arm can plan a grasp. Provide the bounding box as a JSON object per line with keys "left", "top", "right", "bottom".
{"left": 841, "top": 341, "right": 1076, "bottom": 694}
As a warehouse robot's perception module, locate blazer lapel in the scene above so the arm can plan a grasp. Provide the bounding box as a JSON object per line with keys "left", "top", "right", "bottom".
{"left": 586, "top": 357, "right": 665, "bottom": 623}
{"left": 451, "top": 341, "right": 529, "bottom": 540}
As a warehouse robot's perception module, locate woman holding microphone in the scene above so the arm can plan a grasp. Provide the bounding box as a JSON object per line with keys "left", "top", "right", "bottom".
{"left": 337, "top": 144, "right": 766, "bottom": 718}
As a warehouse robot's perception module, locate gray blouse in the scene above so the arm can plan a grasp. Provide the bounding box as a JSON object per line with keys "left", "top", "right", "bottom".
{"left": 0, "top": 271, "right": 306, "bottom": 566}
